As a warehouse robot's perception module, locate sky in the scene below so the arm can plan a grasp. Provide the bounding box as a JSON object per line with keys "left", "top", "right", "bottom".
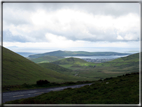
{"left": 2, "top": 2, "right": 140, "bottom": 53}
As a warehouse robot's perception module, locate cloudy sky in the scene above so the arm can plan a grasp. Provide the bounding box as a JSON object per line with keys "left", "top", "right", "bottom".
{"left": 3, "top": 2, "right": 140, "bottom": 53}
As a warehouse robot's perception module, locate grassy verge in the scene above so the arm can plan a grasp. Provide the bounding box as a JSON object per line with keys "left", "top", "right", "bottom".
{"left": 5, "top": 72, "right": 139, "bottom": 104}
{"left": 2, "top": 81, "right": 94, "bottom": 92}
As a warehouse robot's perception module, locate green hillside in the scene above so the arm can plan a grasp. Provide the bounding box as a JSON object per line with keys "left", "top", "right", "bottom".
{"left": 38, "top": 63, "right": 74, "bottom": 75}
{"left": 5, "top": 72, "right": 139, "bottom": 104}
{"left": 28, "top": 50, "right": 130, "bottom": 58}
{"left": 29, "top": 55, "right": 63, "bottom": 63}
{"left": 2, "top": 47, "right": 88, "bottom": 86}
{"left": 51, "top": 57, "right": 87, "bottom": 65}
{"left": 51, "top": 57, "right": 95, "bottom": 71}
{"left": 49, "top": 53, "right": 139, "bottom": 79}
{"left": 94, "top": 52, "right": 139, "bottom": 72}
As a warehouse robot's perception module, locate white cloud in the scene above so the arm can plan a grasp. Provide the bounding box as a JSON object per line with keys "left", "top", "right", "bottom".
{"left": 124, "top": 33, "right": 138, "bottom": 40}
{"left": 5, "top": 8, "right": 139, "bottom": 42}
{"left": 114, "top": 13, "right": 140, "bottom": 33}
{"left": 3, "top": 40, "right": 139, "bottom": 50}
{"left": 45, "top": 33, "right": 66, "bottom": 42}
{"left": 3, "top": 3, "right": 140, "bottom": 53}
{"left": 117, "top": 34, "right": 124, "bottom": 40}
{"left": 45, "top": 32, "right": 81, "bottom": 48}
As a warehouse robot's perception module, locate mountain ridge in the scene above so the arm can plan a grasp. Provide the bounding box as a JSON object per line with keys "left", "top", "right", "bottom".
{"left": 28, "top": 50, "right": 131, "bottom": 58}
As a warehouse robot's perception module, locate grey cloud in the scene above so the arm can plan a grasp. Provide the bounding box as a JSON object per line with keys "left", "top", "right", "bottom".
{"left": 3, "top": 29, "right": 48, "bottom": 42}
{"left": 3, "top": 3, "right": 139, "bottom": 43}
{"left": 81, "top": 3, "right": 140, "bottom": 17}
{"left": 3, "top": 3, "right": 139, "bottom": 25}
{"left": 3, "top": 30, "right": 29, "bottom": 42}
{"left": 3, "top": 5, "right": 32, "bottom": 26}
{"left": 3, "top": 3, "right": 139, "bottom": 16}
{"left": 27, "top": 30, "right": 48, "bottom": 42}
{"left": 3, "top": 3, "right": 139, "bottom": 27}
{"left": 48, "top": 26, "right": 139, "bottom": 42}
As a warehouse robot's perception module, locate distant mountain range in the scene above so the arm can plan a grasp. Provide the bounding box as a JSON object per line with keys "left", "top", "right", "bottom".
{"left": 28, "top": 50, "right": 131, "bottom": 58}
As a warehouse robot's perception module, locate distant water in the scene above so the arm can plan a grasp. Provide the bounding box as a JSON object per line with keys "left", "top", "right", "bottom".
{"left": 64, "top": 55, "right": 130, "bottom": 60}
{"left": 16, "top": 51, "right": 138, "bottom": 58}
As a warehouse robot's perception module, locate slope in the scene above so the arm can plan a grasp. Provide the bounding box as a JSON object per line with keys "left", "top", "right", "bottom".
{"left": 94, "top": 52, "right": 139, "bottom": 72}
{"left": 38, "top": 63, "right": 74, "bottom": 75}
{"left": 49, "top": 53, "right": 139, "bottom": 79}
{"left": 51, "top": 57, "right": 87, "bottom": 65}
{"left": 29, "top": 55, "right": 64, "bottom": 63}
{"left": 5, "top": 72, "right": 139, "bottom": 104}
{"left": 51, "top": 57, "right": 94, "bottom": 70}
{"left": 2, "top": 47, "right": 88, "bottom": 86}
{"left": 76, "top": 53, "right": 139, "bottom": 79}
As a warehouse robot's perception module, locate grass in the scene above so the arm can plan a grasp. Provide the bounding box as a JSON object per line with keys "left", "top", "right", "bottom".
{"left": 2, "top": 46, "right": 139, "bottom": 94}
{"left": 5, "top": 72, "right": 139, "bottom": 104}
{"left": 29, "top": 55, "right": 64, "bottom": 63}
{"left": 51, "top": 57, "right": 87, "bottom": 65}
{"left": 2, "top": 80, "right": 93, "bottom": 92}
{"left": 2, "top": 46, "right": 92, "bottom": 86}
{"left": 38, "top": 63, "right": 73, "bottom": 74}
{"left": 49, "top": 53, "right": 139, "bottom": 80}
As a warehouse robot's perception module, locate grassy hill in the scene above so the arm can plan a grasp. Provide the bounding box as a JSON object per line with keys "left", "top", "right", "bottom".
{"left": 94, "top": 52, "right": 139, "bottom": 72}
{"left": 51, "top": 57, "right": 87, "bottom": 65}
{"left": 29, "top": 55, "right": 63, "bottom": 63}
{"left": 5, "top": 72, "right": 139, "bottom": 104}
{"left": 38, "top": 58, "right": 90, "bottom": 76}
{"left": 2, "top": 47, "right": 89, "bottom": 86}
{"left": 28, "top": 50, "right": 130, "bottom": 58}
{"left": 49, "top": 53, "right": 139, "bottom": 80}
{"left": 38, "top": 63, "right": 74, "bottom": 75}
{"left": 51, "top": 57, "right": 95, "bottom": 71}
{"left": 79, "top": 53, "right": 139, "bottom": 79}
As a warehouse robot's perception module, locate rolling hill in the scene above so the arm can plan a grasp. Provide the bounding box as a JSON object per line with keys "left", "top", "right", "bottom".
{"left": 51, "top": 52, "right": 139, "bottom": 71}
{"left": 94, "top": 52, "right": 139, "bottom": 72}
{"left": 29, "top": 55, "right": 64, "bottom": 63}
{"left": 77, "top": 53, "right": 139, "bottom": 79}
{"left": 2, "top": 47, "right": 88, "bottom": 86}
{"left": 48, "top": 53, "right": 139, "bottom": 79}
{"left": 38, "top": 58, "right": 89, "bottom": 76}
{"left": 51, "top": 57, "right": 94, "bottom": 71}
{"left": 38, "top": 63, "right": 73, "bottom": 75}
{"left": 28, "top": 50, "right": 130, "bottom": 58}
{"left": 51, "top": 57, "right": 87, "bottom": 65}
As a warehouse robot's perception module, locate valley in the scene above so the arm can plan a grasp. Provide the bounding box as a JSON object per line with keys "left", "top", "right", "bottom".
{"left": 2, "top": 2, "right": 140, "bottom": 105}
{"left": 48, "top": 53, "right": 139, "bottom": 80}
{"left": 2, "top": 46, "right": 140, "bottom": 104}
{"left": 2, "top": 47, "right": 90, "bottom": 87}
{"left": 3, "top": 46, "right": 139, "bottom": 86}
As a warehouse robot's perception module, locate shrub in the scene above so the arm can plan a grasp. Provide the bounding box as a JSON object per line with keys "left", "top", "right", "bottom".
{"left": 36, "top": 80, "right": 50, "bottom": 85}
